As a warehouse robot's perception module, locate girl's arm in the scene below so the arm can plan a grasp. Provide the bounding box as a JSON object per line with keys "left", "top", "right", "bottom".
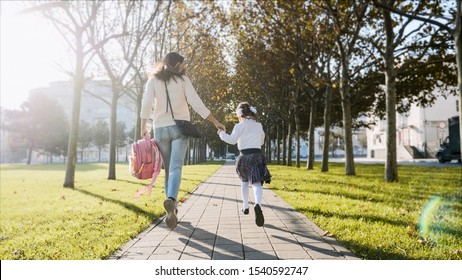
{"left": 219, "top": 125, "right": 241, "bottom": 145}
{"left": 260, "top": 123, "right": 265, "bottom": 146}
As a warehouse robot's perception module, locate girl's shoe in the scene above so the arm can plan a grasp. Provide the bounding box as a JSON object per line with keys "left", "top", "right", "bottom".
{"left": 164, "top": 198, "right": 178, "bottom": 229}
{"left": 242, "top": 208, "right": 249, "bottom": 215}
{"left": 254, "top": 204, "right": 264, "bottom": 227}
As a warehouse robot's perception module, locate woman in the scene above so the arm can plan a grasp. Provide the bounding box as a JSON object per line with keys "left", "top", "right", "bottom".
{"left": 140, "top": 52, "right": 224, "bottom": 229}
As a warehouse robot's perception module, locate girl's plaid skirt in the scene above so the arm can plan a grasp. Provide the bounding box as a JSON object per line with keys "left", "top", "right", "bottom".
{"left": 236, "top": 153, "right": 271, "bottom": 184}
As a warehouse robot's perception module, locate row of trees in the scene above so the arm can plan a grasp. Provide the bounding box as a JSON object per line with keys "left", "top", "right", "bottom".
{"left": 225, "top": 0, "right": 460, "bottom": 181}
{"left": 78, "top": 119, "right": 131, "bottom": 163}
{"left": 18, "top": 1, "right": 230, "bottom": 187}
{"left": 2, "top": 93, "right": 132, "bottom": 164}
{"left": 9, "top": 0, "right": 459, "bottom": 187}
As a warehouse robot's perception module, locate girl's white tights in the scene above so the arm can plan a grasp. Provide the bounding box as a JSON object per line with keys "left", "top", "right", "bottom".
{"left": 241, "top": 181, "right": 262, "bottom": 209}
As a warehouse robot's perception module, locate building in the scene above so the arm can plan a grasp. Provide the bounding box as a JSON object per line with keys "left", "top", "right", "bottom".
{"left": 3, "top": 80, "right": 137, "bottom": 163}
{"left": 367, "top": 90, "right": 459, "bottom": 160}
{"left": 30, "top": 80, "right": 136, "bottom": 128}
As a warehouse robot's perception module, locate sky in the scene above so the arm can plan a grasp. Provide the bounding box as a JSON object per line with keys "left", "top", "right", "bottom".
{"left": 0, "top": 1, "right": 69, "bottom": 110}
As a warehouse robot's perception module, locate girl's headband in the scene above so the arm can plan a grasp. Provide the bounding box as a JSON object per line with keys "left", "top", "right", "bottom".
{"left": 236, "top": 106, "right": 257, "bottom": 117}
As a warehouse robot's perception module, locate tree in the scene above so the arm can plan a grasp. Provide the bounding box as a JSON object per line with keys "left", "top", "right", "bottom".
{"left": 2, "top": 109, "right": 31, "bottom": 164}
{"left": 93, "top": 119, "right": 109, "bottom": 163}
{"left": 160, "top": 1, "right": 230, "bottom": 163}
{"left": 22, "top": 1, "right": 127, "bottom": 187}
{"left": 87, "top": 1, "right": 165, "bottom": 179}
{"left": 116, "top": 121, "right": 128, "bottom": 162}
{"left": 370, "top": 0, "right": 456, "bottom": 181}
{"left": 229, "top": 0, "right": 312, "bottom": 167}
{"left": 373, "top": 0, "right": 462, "bottom": 161}
{"left": 322, "top": 0, "right": 373, "bottom": 176}
{"left": 78, "top": 120, "right": 93, "bottom": 163}
{"left": 3, "top": 93, "right": 69, "bottom": 164}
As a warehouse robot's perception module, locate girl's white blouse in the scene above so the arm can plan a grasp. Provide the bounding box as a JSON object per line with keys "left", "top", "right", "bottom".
{"left": 219, "top": 119, "right": 265, "bottom": 150}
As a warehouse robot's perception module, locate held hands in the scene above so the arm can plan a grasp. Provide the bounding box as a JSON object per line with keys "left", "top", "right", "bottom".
{"left": 215, "top": 122, "right": 225, "bottom": 131}
{"left": 217, "top": 126, "right": 226, "bottom": 136}
{"left": 216, "top": 122, "right": 225, "bottom": 135}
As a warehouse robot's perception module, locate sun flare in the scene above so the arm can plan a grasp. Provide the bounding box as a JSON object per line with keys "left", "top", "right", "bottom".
{"left": 1, "top": 1, "right": 68, "bottom": 110}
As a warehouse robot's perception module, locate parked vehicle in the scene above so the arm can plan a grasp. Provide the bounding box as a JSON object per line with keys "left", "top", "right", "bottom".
{"left": 225, "top": 153, "right": 236, "bottom": 160}
{"left": 436, "top": 116, "right": 461, "bottom": 163}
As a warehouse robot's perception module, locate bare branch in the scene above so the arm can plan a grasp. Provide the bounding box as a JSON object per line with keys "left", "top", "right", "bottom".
{"left": 372, "top": 0, "right": 453, "bottom": 33}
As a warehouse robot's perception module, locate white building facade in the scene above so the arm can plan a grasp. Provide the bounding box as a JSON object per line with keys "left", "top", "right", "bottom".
{"left": 367, "top": 91, "right": 459, "bottom": 160}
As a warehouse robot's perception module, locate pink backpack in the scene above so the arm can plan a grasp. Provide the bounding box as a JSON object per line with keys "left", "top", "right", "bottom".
{"left": 129, "top": 135, "right": 162, "bottom": 199}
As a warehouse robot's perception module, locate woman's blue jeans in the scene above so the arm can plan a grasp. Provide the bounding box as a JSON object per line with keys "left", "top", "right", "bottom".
{"left": 154, "top": 125, "right": 189, "bottom": 200}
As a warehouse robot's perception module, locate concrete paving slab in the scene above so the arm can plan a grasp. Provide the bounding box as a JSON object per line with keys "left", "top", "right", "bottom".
{"left": 111, "top": 162, "right": 360, "bottom": 260}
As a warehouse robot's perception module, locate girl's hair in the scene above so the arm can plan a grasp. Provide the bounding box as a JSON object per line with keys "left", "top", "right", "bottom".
{"left": 150, "top": 52, "right": 186, "bottom": 82}
{"left": 236, "top": 102, "right": 258, "bottom": 120}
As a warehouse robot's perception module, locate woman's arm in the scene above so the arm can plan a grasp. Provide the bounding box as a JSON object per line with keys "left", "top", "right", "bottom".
{"left": 207, "top": 114, "right": 225, "bottom": 130}
{"left": 140, "top": 79, "right": 155, "bottom": 137}
{"left": 140, "top": 118, "right": 148, "bottom": 138}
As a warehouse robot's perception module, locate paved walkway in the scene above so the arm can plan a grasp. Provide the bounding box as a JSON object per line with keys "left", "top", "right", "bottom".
{"left": 111, "top": 163, "right": 359, "bottom": 260}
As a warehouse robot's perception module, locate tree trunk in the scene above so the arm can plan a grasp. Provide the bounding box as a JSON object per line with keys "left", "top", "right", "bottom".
{"left": 340, "top": 55, "right": 356, "bottom": 176}
{"left": 267, "top": 134, "right": 272, "bottom": 163}
{"left": 27, "top": 146, "right": 33, "bottom": 165}
{"left": 307, "top": 97, "right": 316, "bottom": 170}
{"left": 276, "top": 123, "right": 281, "bottom": 165}
{"left": 321, "top": 85, "right": 332, "bottom": 172}
{"left": 454, "top": 18, "right": 462, "bottom": 160}
{"left": 185, "top": 139, "right": 191, "bottom": 165}
{"left": 192, "top": 139, "right": 197, "bottom": 164}
{"left": 135, "top": 91, "right": 143, "bottom": 142}
{"left": 383, "top": 8, "right": 398, "bottom": 182}
{"left": 282, "top": 121, "right": 287, "bottom": 165}
{"left": 287, "top": 120, "right": 293, "bottom": 166}
{"left": 108, "top": 88, "right": 118, "bottom": 180}
{"left": 294, "top": 109, "right": 301, "bottom": 168}
{"left": 63, "top": 31, "right": 84, "bottom": 188}
{"left": 341, "top": 96, "right": 356, "bottom": 175}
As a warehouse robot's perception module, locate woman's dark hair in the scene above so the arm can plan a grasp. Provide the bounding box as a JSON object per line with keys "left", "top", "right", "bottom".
{"left": 151, "top": 52, "right": 186, "bottom": 82}
{"left": 237, "top": 102, "right": 258, "bottom": 120}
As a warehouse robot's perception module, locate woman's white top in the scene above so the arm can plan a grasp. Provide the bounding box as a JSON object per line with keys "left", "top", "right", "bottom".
{"left": 140, "top": 76, "right": 211, "bottom": 128}
{"left": 219, "top": 119, "right": 265, "bottom": 150}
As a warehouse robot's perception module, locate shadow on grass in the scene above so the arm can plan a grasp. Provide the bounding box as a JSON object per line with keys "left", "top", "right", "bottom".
{"left": 297, "top": 206, "right": 409, "bottom": 228}
{"left": 345, "top": 241, "right": 413, "bottom": 260}
{"left": 73, "top": 188, "right": 158, "bottom": 221}
{"left": 265, "top": 211, "right": 412, "bottom": 260}
{"left": 116, "top": 178, "right": 153, "bottom": 187}
{"left": 270, "top": 178, "right": 459, "bottom": 213}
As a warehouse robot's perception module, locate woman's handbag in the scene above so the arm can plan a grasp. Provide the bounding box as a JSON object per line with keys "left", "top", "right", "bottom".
{"left": 164, "top": 81, "right": 202, "bottom": 138}
{"left": 173, "top": 119, "right": 202, "bottom": 138}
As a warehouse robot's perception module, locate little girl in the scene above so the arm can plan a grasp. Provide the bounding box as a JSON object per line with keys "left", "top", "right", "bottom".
{"left": 218, "top": 102, "right": 271, "bottom": 227}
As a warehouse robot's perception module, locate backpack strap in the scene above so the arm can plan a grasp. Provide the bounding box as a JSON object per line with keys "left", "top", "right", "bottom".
{"left": 133, "top": 139, "right": 162, "bottom": 200}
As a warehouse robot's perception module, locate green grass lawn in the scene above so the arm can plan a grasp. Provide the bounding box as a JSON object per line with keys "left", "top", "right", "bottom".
{"left": 1, "top": 161, "right": 460, "bottom": 260}
{"left": 267, "top": 162, "right": 462, "bottom": 260}
{"left": 0, "top": 162, "right": 223, "bottom": 260}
